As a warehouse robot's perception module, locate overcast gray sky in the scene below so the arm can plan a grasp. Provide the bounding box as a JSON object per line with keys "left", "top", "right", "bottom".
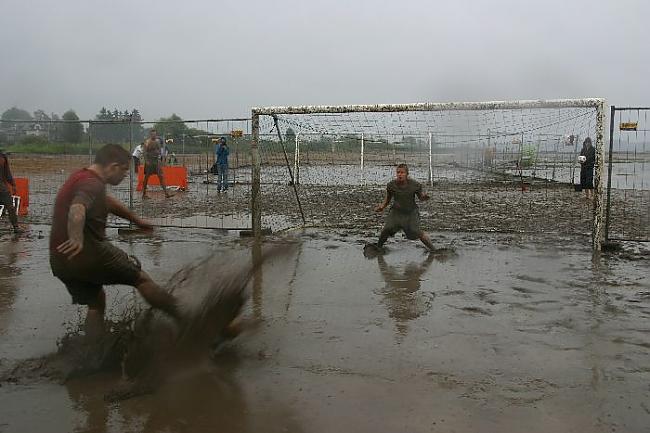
{"left": 1, "top": 0, "right": 647, "bottom": 121}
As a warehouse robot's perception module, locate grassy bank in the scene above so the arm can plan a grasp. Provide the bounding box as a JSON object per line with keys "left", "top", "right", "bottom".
{"left": 3, "top": 140, "right": 254, "bottom": 155}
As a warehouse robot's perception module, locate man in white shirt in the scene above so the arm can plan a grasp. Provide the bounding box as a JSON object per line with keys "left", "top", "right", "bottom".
{"left": 132, "top": 143, "right": 144, "bottom": 173}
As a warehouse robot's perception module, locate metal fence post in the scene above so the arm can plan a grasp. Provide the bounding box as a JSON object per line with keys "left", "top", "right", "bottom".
{"left": 88, "top": 121, "right": 93, "bottom": 165}
{"left": 251, "top": 113, "right": 261, "bottom": 238}
{"left": 294, "top": 133, "right": 299, "bottom": 186}
{"left": 360, "top": 133, "right": 365, "bottom": 185}
{"left": 428, "top": 132, "right": 433, "bottom": 186}
{"left": 129, "top": 118, "right": 134, "bottom": 212}
{"left": 604, "top": 105, "right": 616, "bottom": 243}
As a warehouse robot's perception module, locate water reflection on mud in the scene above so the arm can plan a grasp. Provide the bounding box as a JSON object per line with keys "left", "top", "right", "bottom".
{"left": 0, "top": 227, "right": 649, "bottom": 433}
{"left": 64, "top": 351, "right": 305, "bottom": 433}
{"left": 0, "top": 238, "right": 20, "bottom": 315}
{"left": 374, "top": 253, "right": 437, "bottom": 340}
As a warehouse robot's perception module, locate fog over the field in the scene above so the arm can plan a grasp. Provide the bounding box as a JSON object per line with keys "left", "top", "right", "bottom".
{"left": 1, "top": 0, "right": 647, "bottom": 120}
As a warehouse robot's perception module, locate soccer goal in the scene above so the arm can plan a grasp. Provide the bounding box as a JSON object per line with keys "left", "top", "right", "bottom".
{"left": 251, "top": 99, "right": 606, "bottom": 249}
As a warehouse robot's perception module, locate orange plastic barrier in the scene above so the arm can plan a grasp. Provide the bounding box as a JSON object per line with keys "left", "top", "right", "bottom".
{"left": 14, "top": 178, "right": 29, "bottom": 216}
{"left": 136, "top": 165, "right": 188, "bottom": 191}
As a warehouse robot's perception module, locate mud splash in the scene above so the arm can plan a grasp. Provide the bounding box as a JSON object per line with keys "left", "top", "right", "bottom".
{"left": 0, "top": 240, "right": 298, "bottom": 401}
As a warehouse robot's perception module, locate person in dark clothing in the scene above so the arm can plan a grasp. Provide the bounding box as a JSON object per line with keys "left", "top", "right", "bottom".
{"left": 579, "top": 137, "right": 596, "bottom": 200}
{"left": 0, "top": 150, "right": 21, "bottom": 233}
{"left": 215, "top": 137, "right": 230, "bottom": 192}
{"left": 372, "top": 163, "right": 435, "bottom": 251}
{"left": 50, "top": 144, "right": 181, "bottom": 340}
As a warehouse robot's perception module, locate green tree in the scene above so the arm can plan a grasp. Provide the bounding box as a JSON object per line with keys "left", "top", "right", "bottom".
{"left": 1, "top": 107, "right": 32, "bottom": 121}
{"left": 62, "top": 110, "right": 83, "bottom": 143}
{"left": 130, "top": 109, "right": 145, "bottom": 143}
{"left": 92, "top": 107, "right": 112, "bottom": 143}
{"left": 1, "top": 107, "right": 33, "bottom": 141}
{"left": 153, "top": 114, "right": 189, "bottom": 141}
{"left": 92, "top": 106, "right": 142, "bottom": 143}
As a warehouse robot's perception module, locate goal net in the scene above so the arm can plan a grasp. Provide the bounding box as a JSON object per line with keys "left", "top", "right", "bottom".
{"left": 252, "top": 99, "right": 606, "bottom": 248}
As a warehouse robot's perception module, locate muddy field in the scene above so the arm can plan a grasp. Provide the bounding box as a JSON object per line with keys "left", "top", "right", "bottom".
{"left": 7, "top": 153, "right": 649, "bottom": 242}
{"left": 1, "top": 155, "right": 648, "bottom": 432}
{"left": 0, "top": 225, "right": 649, "bottom": 433}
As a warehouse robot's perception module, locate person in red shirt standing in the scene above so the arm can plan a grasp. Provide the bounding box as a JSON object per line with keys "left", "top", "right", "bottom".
{"left": 50, "top": 144, "right": 180, "bottom": 340}
{"left": 0, "top": 150, "right": 21, "bottom": 234}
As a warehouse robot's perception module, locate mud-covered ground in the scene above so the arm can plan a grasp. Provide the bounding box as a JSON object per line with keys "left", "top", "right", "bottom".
{"left": 8, "top": 154, "right": 649, "bottom": 241}
{"left": 0, "top": 224, "right": 649, "bottom": 433}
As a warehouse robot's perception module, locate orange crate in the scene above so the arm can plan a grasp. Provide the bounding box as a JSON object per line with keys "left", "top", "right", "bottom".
{"left": 136, "top": 165, "right": 188, "bottom": 191}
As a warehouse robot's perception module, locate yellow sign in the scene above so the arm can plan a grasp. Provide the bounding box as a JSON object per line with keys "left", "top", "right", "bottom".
{"left": 620, "top": 122, "right": 638, "bottom": 131}
{"left": 230, "top": 129, "right": 243, "bottom": 138}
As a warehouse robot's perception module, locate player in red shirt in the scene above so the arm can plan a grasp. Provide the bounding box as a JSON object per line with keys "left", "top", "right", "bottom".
{"left": 50, "top": 144, "right": 180, "bottom": 339}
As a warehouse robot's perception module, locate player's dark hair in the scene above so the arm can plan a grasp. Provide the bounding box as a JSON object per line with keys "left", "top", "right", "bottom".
{"left": 583, "top": 137, "right": 592, "bottom": 147}
{"left": 397, "top": 163, "right": 409, "bottom": 174}
{"left": 94, "top": 144, "right": 130, "bottom": 166}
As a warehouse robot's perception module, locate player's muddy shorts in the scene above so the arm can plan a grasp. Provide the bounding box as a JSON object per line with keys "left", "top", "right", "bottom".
{"left": 144, "top": 159, "right": 161, "bottom": 176}
{"left": 381, "top": 209, "right": 422, "bottom": 240}
{"left": 50, "top": 241, "right": 141, "bottom": 305}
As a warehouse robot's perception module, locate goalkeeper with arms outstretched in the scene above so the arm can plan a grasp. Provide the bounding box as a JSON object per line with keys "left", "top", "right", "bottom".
{"left": 373, "top": 163, "right": 435, "bottom": 252}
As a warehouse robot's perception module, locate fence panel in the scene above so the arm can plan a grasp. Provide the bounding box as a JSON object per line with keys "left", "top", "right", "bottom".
{"left": 605, "top": 107, "right": 650, "bottom": 242}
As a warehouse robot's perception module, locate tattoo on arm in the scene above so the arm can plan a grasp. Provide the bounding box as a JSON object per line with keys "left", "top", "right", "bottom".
{"left": 67, "top": 203, "right": 86, "bottom": 242}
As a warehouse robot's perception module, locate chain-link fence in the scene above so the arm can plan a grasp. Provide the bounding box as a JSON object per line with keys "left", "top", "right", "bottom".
{"left": 2, "top": 117, "right": 257, "bottom": 230}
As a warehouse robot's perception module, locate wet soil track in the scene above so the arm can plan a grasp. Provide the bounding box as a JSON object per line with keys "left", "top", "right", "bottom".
{"left": 8, "top": 153, "right": 648, "bottom": 240}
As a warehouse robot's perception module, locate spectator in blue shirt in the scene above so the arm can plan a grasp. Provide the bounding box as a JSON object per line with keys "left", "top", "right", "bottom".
{"left": 215, "top": 137, "right": 230, "bottom": 192}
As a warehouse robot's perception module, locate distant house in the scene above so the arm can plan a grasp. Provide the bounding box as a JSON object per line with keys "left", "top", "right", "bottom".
{"left": 0, "top": 121, "right": 48, "bottom": 142}
{"left": 24, "top": 123, "right": 48, "bottom": 137}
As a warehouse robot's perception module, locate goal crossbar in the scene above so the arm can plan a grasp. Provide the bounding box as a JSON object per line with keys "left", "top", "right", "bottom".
{"left": 252, "top": 98, "right": 605, "bottom": 116}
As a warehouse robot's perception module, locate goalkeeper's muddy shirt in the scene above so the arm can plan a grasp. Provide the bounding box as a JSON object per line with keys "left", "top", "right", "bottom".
{"left": 387, "top": 178, "right": 422, "bottom": 213}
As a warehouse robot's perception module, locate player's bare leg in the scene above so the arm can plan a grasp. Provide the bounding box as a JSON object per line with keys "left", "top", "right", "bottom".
{"left": 211, "top": 316, "right": 261, "bottom": 353}
{"left": 7, "top": 203, "right": 21, "bottom": 233}
{"left": 142, "top": 174, "right": 150, "bottom": 199}
{"left": 419, "top": 231, "right": 435, "bottom": 252}
{"left": 157, "top": 173, "right": 173, "bottom": 198}
{"left": 85, "top": 290, "right": 106, "bottom": 341}
{"left": 1, "top": 191, "right": 21, "bottom": 233}
{"left": 377, "top": 228, "right": 392, "bottom": 248}
{"left": 134, "top": 271, "right": 180, "bottom": 320}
